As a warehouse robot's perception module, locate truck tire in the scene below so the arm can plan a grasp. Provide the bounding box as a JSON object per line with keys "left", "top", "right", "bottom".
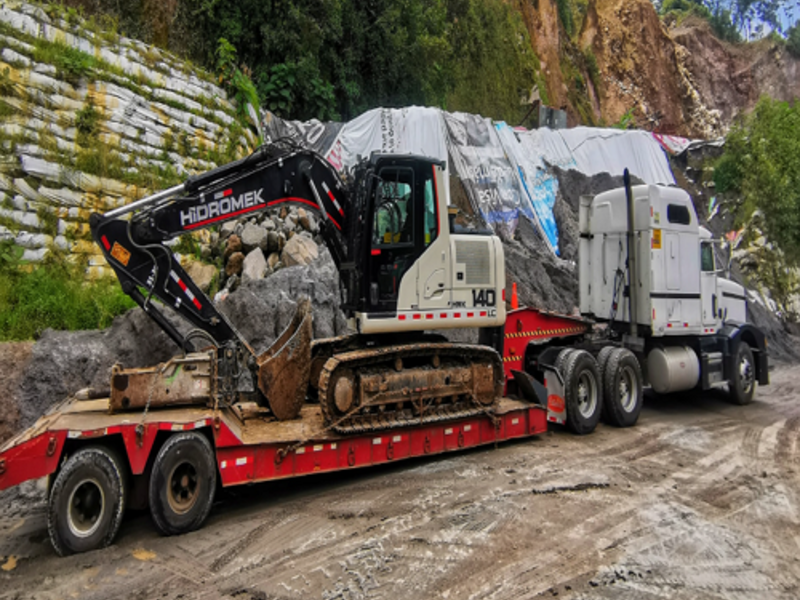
{"left": 149, "top": 432, "right": 217, "bottom": 536}
{"left": 729, "top": 341, "right": 756, "bottom": 405}
{"left": 47, "top": 446, "right": 127, "bottom": 556}
{"left": 554, "top": 347, "right": 574, "bottom": 375}
{"left": 602, "top": 348, "right": 643, "bottom": 427}
{"left": 563, "top": 350, "right": 602, "bottom": 435}
{"left": 596, "top": 346, "right": 616, "bottom": 422}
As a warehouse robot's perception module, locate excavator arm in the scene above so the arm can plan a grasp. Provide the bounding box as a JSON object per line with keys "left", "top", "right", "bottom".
{"left": 90, "top": 143, "right": 350, "bottom": 353}
{"left": 89, "top": 143, "right": 353, "bottom": 419}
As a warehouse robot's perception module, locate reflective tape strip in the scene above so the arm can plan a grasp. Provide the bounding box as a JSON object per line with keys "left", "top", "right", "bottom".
{"left": 235, "top": 457, "right": 248, "bottom": 466}
{"left": 322, "top": 182, "right": 344, "bottom": 216}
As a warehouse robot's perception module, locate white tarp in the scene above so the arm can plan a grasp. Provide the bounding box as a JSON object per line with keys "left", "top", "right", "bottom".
{"left": 324, "top": 106, "right": 448, "bottom": 171}
{"left": 261, "top": 109, "right": 678, "bottom": 254}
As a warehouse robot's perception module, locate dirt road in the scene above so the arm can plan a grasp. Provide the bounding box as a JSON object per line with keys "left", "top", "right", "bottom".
{"left": 1, "top": 365, "right": 799, "bottom": 600}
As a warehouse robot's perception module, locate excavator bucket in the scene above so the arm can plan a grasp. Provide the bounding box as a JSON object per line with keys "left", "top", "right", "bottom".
{"left": 256, "top": 298, "right": 313, "bottom": 420}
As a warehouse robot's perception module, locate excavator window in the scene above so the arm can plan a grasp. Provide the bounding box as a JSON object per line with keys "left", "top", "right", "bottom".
{"left": 372, "top": 168, "right": 414, "bottom": 247}
{"left": 423, "top": 174, "right": 438, "bottom": 246}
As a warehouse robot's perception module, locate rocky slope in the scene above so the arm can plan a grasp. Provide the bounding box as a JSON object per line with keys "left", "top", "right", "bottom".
{"left": 520, "top": 0, "right": 799, "bottom": 136}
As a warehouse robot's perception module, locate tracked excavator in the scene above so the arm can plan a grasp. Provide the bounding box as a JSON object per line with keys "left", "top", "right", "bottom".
{"left": 90, "top": 141, "right": 507, "bottom": 433}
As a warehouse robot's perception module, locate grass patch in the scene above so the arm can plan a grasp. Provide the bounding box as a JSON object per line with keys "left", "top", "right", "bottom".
{"left": 0, "top": 242, "right": 135, "bottom": 340}
{"left": 0, "top": 99, "right": 16, "bottom": 119}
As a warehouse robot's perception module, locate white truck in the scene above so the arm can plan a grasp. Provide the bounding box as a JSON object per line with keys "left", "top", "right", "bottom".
{"left": 505, "top": 174, "right": 768, "bottom": 434}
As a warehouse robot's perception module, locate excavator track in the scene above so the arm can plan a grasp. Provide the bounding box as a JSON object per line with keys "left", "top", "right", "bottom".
{"left": 317, "top": 343, "right": 503, "bottom": 434}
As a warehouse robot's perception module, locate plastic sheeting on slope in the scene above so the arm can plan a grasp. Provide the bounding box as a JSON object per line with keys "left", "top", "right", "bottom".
{"left": 444, "top": 113, "right": 522, "bottom": 239}
{"left": 260, "top": 109, "right": 677, "bottom": 254}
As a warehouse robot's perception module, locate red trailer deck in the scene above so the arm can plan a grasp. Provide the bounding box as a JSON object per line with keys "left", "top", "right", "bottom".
{"left": 0, "top": 396, "right": 547, "bottom": 494}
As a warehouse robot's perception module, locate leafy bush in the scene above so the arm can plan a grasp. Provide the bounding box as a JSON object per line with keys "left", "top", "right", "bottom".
{"left": 0, "top": 243, "right": 135, "bottom": 340}
{"left": 216, "top": 38, "right": 260, "bottom": 121}
{"left": 715, "top": 97, "right": 800, "bottom": 263}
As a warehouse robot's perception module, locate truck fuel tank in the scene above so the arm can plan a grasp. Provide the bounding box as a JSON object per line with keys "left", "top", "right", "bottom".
{"left": 647, "top": 345, "right": 700, "bottom": 394}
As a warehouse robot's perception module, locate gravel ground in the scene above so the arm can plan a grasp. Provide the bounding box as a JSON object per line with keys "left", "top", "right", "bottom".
{"left": 1, "top": 364, "right": 799, "bottom": 600}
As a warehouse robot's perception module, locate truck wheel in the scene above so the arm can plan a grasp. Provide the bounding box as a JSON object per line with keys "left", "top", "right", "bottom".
{"left": 554, "top": 348, "right": 574, "bottom": 375}
{"left": 563, "top": 350, "right": 602, "bottom": 435}
{"left": 729, "top": 341, "right": 756, "bottom": 405}
{"left": 602, "top": 348, "right": 643, "bottom": 427}
{"left": 596, "top": 346, "right": 616, "bottom": 422}
{"left": 47, "top": 446, "right": 127, "bottom": 556}
{"left": 149, "top": 432, "right": 217, "bottom": 536}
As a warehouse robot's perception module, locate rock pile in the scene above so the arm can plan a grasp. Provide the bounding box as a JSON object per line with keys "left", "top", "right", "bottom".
{"left": 210, "top": 205, "right": 322, "bottom": 297}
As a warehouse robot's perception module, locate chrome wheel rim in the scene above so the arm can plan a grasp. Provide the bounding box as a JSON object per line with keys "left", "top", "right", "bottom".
{"left": 739, "top": 353, "right": 754, "bottom": 396}
{"left": 67, "top": 478, "right": 105, "bottom": 539}
{"left": 619, "top": 365, "right": 638, "bottom": 413}
{"left": 577, "top": 371, "right": 598, "bottom": 419}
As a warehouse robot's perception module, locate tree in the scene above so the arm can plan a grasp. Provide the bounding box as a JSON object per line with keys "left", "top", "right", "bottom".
{"left": 715, "top": 97, "right": 800, "bottom": 263}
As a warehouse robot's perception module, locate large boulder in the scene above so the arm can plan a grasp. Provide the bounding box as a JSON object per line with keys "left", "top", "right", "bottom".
{"left": 282, "top": 235, "right": 319, "bottom": 267}
{"left": 182, "top": 259, "right": 217, "bottom": 293}
{"left": 219, "top": 248, "right": 346, "bottom": 352}
{"left": 240, "top": 223, "right": 268, "bottom": 253}
{"left": 241, "top": 247, "right": 268, "bottom": 283}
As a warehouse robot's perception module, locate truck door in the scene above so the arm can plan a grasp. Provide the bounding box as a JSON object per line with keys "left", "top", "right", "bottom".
{"left": 700, "top": 240, "right": 718, "bottom": 327}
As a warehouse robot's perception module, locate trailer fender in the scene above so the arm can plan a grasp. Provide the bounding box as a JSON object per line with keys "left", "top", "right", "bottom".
{"left": 717, "top": 322, "right": 769, "bottom": 385}
{"left": 0, "top": 430, "right": 67, "bottom": 492}
{"left": 121, "top": 424, "right": 161, "bottom": 475}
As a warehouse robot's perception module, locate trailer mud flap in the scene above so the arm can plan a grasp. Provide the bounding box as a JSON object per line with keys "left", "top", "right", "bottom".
{"left": 543, "top": 367, "right": 566, "bottom": 425}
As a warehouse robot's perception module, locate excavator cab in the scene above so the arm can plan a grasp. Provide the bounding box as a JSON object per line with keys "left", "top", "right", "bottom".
{"left": 364, "top": 156, "right": 441, "bottom": 314}
{"left": 353, "top": 154, "right": 505, "bottom": 336}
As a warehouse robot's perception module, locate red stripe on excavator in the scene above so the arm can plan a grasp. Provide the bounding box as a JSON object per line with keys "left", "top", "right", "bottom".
{"left": 101, "top": 235, "right": 111, "bottom": 250}
{"left": 223, "top": 189, "right": 232, "bottom": 197}
{"left": 178, "top": 279, "right": 187, "bottom": 292}
{"left": 193, "top": 298, "right": 202, "bottom": 310}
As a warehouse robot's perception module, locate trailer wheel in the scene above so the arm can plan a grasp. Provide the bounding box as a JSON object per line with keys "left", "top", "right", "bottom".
{"left": 149, "top": 432, "right": 216, "bottom": 536}
{"left": 47, "top": 446, "right": 127, "bottom": 556}
{"left": 563, "top": 350, "right": 602, "bottom": 435}
{"left": 729, "top": 341, "right": 756, "bottom": 405}
{"left": 602, "top": 348, "right": 643, "bottom": 427}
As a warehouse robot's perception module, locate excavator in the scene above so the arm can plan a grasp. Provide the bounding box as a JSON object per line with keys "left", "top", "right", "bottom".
{"left": 90, "top": 141, "right": 507, "bottom": 433}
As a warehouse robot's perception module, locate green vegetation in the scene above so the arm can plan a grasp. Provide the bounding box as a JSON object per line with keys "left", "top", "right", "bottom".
{"left": 75, "top": 98, "right": 101, "bottom": 146}
{"left": 170, "top": 0, "right": 537, "bottom": 123}
{"left": 0, "top": 241, "right": 135, "bottom": 340}
{"left": 215, "top": 38, "right": 263, "bottom": 135}
{"left": 612, "top": 107, "right": 635, "bottom": 129}
{"left": 555, "top": 0, "right": 575, "bottom": 38}
{"left": 714, "top": 97, "right": 800, "bottom": 310}
{"left": 788, "top": 21, "right": 800, "bottom": 57}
